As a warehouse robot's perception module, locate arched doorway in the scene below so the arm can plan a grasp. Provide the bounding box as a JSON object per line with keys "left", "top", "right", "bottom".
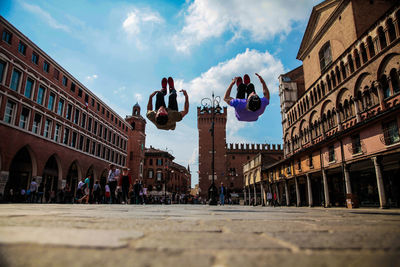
{"left": 5, "top": 147, "right": 33, "bottom": 202}
{"left": 66, "top": 161, "right": 80, "bottom": 199}
{"left": 42, "top": 156, "right": 59, "bottom": 203}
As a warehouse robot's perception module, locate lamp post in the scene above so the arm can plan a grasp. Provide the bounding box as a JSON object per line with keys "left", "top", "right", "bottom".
{"left": 200, "top": 92, "right": 222, "bottom": 205}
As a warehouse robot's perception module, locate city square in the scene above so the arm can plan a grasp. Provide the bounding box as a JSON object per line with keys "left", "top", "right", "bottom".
{"left": 0, "top": 204, "right": 399, "bottom": 266}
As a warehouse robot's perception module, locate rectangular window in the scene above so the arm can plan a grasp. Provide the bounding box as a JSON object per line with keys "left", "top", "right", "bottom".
{"left": 79, "top": 135, "right": 84, "bottom": 150}
{"left": 103, "top": 128, "right": 107, "bottom": 139}
{"left": 18, "top": 41, "right": 26, "bottom": 55}
{"left": 108, "top": 131, "right": 111, "bottom": 142}
{"left": 98, "top": 124, "right": 103, "bottom": 137}
{"left": 2, "top": 30, "right": 12, "bottom": 44}
{"left": 47, "top": 92, "right": 55, "bottom": 111}
{"left": 78, "top": 88, "right": 82, "bottom": 98}
{"left": 382, "top": 120, "right": 400, "bottom": 145}
{"left": 156, "top": 171, "right": 162, "bottom": 181}
{"left": 111, "top": 114, "right": 114, "bottom": 121}
{"left": 106, "top": 110, "right": 109, "bottom": 118}
{"left": 91, "top": 98, "right": 95, "bottom": 107}
{"left": 57, "top": 99, "right": 64, "bottom": 115}
{"left": 157, "top": 159, "right": 163, "bottom": 166}
{"left": 71, "top": 132, "right": 77, "bottom": 148}
{"left": 10, "top": 69, "right": 21, "bottom": 91}
{"left": 102, "top": 107, "right": 105, "bottom": 114}
{"left": 308, "top": 154, "right": 313, "bottom": 167}
{"left": 93, "top": 121, "right": 98, "bottom": 134}
{"left": 66, "top": 104, "right": 72, "bottom": 120}
{"left": 102, "top": 147, "right": 106, "bottom": 159}
{"left": 130, "top": 151, "right": 133, "bottom": 160}
{"left": 53, "top": 69, "right": 59, "bottom": 80}
{"left": 54, "top": 124, "right": 61, "bottom": 142}
{"left": 149, "top": 159, "right": 153, "bottom": 165}
{"left": 112, "top": 133, "right": 115, "bottom": 144}
{"left": 62, "top": 76, "right": 68, "bottom": 86}
{"left": 74, "top": 109, "right": 80, "bottom": 124}
{"left": 88, "top": 117, "right": 92, "bottom": 132}
{"left": 19, "top": 107, "right": 30, "bottom": 129}
{"left": 81, "top": 113, "right": 86, "bottom": 128}
{"left": 91, "top": 141, "right": 96, "bottom": 155}
{"left": 97, "top": 144, "right": 101, "bottom": 157}
{"left": 32, "top": 52, "right": 39, "bottom": 64}
{"left": 63, "top": 128, "right": 70, "bottom": 145}
{"left": 44, "top": 119, "right": 52, "bottom": 138}
{"left": 70, "top": 82, "right": 76, "bottom": 92}
{"left": 24, "top": 78, "right": 34, "bottom": 98}
{"left": 0, "top": 60, "right": 5, "bottom": 84}
{"left": 351, "top": 134, "right": 362, "bottom": 154}
{"left": 32, "top": 113, "right": 42, "bottom": 134}
{"left": 4, "top": 101, "right": 16, "bottom": 124}
{"left": 43, "top": 61, "right": 50, "bottom": 73}
{"left": 97, "top": 103, "right": 100, "bottom": 111}
{"left": 37, "top": 86, "right": 45, "bottom": 105}
{"left": 328, "top": 146, "right": 335, "bottom": 162}
{"left": 86, "top": 138, "right": 90, "bottom": 153}
{"left": 84, "top": 94, "right": 89, "bottom": 103}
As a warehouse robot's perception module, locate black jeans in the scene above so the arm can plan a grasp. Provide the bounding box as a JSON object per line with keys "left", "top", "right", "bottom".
{"left": 109, "top": 180, "right": 117, "bottom": 204}
{"left": 236, "top": 83, "right": 255, "bottom": 99}
{"left": 156, "top": 89, "right": 178, "bottom": 111}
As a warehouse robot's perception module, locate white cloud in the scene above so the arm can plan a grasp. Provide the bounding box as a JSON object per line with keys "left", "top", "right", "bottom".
{"left": 20, "top": 2, "right": 70, "bottom": 32}
{"left": 122, "top": 8, "right": 164, "bottom": 37}
{"left": 174, "top": 0, "right": 317, "bottom": 52}
{"left": 86, "top": 74, "right": 98, "bottom": 81}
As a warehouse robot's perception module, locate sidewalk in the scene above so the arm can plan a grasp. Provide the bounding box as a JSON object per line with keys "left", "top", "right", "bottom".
{"left": 0, "top": 204, "right": 399, "bottom": 267}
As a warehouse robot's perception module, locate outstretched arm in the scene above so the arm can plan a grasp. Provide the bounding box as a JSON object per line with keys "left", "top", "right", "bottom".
{"left": 256, "top": 73, "right": 270, "bottom": 101}
{"left": 147, "top": 91, "right": 158, "bottom": 111}
{"left": 180, "top": 90, "right": 189, "bottom": 118}
{"left": 224, "top": 78, "right": 237, "bottom": 105}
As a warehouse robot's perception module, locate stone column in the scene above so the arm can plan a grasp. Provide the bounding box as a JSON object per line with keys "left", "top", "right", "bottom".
{"left": 261, "top": 183, "right": 266, "bottom": 206}
{"left": 354, "top": 99, "right": 361, "bottom": 123}
{"left": 248, "top": 186, "right": 251, "bottom": 206}
{"left": 335, "top": 112, "right": 342, "bottom": 131}
{"left": 244, "top": 188, "right": 247, "bottom": 205}
{"left": 374, "top": 81, "right": 386, "bottom": 111}
{"left": 306, "top": 173, "right": 313, "bottom": 207}
{"left": 344, "top": 165, "right": 352, "bottom": 194}
{"left": 284, "top": 180, "right": 290, "bottom": 206}
{"left": 322, "top": 169, "right": 330, "bottom": 207}
{"left": 295, "top": 177, "right": 301, "bottom": 207}
{"left": 372, "top": 157, "right": 387, "bottom": 208}
{"left": 275, "top": 183, "right": 280, "bottom": 204}
{"left": 253, "top": 184, "right": 257, "bottom": 206}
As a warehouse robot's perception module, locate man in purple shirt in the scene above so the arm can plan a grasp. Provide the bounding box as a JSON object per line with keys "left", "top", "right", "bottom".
{"left": 224, "top": 73, "right": 270, "bottom": 121}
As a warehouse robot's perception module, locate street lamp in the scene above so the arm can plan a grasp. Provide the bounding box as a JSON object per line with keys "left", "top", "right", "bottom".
{"left": 200, "top": 92, "right": 222, "bottom": 205}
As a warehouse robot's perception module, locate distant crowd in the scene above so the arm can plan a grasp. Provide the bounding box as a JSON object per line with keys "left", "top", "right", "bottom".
{"left": 3, "top": 164, "right": 194, "bottom": 205}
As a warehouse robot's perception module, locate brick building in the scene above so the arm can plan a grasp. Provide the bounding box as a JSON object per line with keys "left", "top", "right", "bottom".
{"left": 197, "top": 106, "right": 283, "bottom": 200}
{"left": 251, "top": 0, "right": 400, "bottom": 208}
{"left": 0, "top": 17, "right": 130, "bottom": 200}
{"left": 142, "top": 146, "right": 191, "bottom": 196}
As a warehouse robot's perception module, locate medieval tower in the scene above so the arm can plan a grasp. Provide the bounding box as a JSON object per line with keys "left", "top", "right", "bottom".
{"left": 125, "top": 103, "right": 146, "bottom": 180}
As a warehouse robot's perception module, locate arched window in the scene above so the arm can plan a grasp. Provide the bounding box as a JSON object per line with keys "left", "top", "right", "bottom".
{"left": 347, "top": 54, "right": 355, "bottom": 73}
{"left": 317, "top": 86, "right": 322, "bottom": 99}
{"left": 340, "top": 61, "right": 347, "bottom": 80}
{"left": 327, "top": 75, "right": 332, "bottom": 91}
{"left": 387, "top": 18, "right": 396, "bottom": 43}
{"left": 380, "top": 75, "right": 391, "bottom": 98}
{"left": 367, "top": 36, "right": 375, "bottom": 58}
{"left": 378, "top": 26, "right": 387, "bottom": 50}
{"left": 354, "top": 49, "right": 361, "bottom": 69}
{"left": 360, "top": 43, "right": 368, "bottom": 63}
{"left": 331, "top": 70, "right": 336, "bottom": 88}
{"left": 306, "top": 96, "right": 310, "bottom": 109}
{"left": 336, "top": 66, "right": 341, "bottom": 83}
{"left": 390, "top": 68, "right": 400, "bottom": 94}
{"left": 344, "top": 100, "right": 350, "bottom": 120}
{"left": 310, "top": 92, "right": 314, "bottom": 105}
{"left": 319, "top": 41, "right": 332, "bottom": 71}
{"left": 321, "top": 82, "right": 325, "bottom": 95}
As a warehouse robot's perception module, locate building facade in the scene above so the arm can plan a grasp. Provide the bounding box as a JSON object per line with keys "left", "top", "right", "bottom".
{"left": 256, "top": 0, "right": 400, "bottom": 208}
{"left": 143, "top": 146, "right": 191, "bottom": 196}
{"left": 197, "top": 106, "right": 283, "bottom": 200}
{"left": 0, "top": 17, "right": 130, "bottom": 200}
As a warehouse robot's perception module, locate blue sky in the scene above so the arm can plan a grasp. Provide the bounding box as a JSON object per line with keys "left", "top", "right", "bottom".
{"left": 1, "top": 0, "right": 320, "bottom": 187}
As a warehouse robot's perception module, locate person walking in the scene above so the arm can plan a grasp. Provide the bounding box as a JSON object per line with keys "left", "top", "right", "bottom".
{"left": 107, "top": 164, "right": 120, "bottom": 204}
{"left": 267, "top": 191, "right": 272, "bottom": 206}
{"left": 119, "top": 167, "right": 132, "bottom": 204}
{"left": 273, "top": 191, "right": 278, "bottom": 207}
{"left": 133, "top": 179, "right": 142, "bottom": 204}
{"left": 93, "top": 181, "right": 100, "bottom": 204}
{"left": 29, "top": 178, "right": 38, "bottom": 203}
{"left": 219, "top": 182, "right": 226, "bottom": 206}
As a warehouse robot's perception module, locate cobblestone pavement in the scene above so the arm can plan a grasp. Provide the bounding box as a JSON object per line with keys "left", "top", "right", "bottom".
{"left": 0, "top": 204, "right": 399, "bottom": 267}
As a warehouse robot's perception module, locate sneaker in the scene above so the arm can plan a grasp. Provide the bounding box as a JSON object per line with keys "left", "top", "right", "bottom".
{"left": 236, "top": 77, "right": 243, "bottom": 87}
{"left": 161, "top": 77, "right": 167, "bottom": 95}
{"left": 244, "top": 74, "right": 250, "bottom": 85}
{"left": 168, "top": 77, "right": 174, "bottom": 90}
